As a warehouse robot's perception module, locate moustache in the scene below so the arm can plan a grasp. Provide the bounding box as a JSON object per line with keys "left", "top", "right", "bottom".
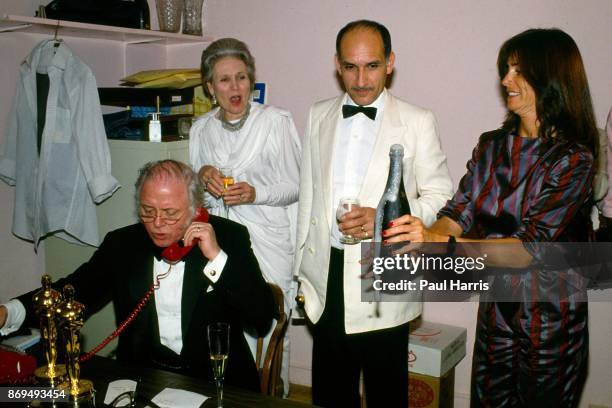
{"left": 351, "top": 86, "right": 374, "bottom": 92}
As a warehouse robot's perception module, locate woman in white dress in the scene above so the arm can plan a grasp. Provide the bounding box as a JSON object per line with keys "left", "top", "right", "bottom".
{"left": 189, "top": 38, "right": 300, "bottom": 395}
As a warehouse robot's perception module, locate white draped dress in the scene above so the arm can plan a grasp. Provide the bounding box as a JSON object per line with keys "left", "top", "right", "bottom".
{"left": 189, "top": 103, "right": 301, "bottom": 394}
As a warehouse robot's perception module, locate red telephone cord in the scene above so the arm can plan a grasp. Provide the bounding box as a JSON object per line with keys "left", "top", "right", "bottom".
{"left": 79, "top": 267, "right": 171, "bottom": 362}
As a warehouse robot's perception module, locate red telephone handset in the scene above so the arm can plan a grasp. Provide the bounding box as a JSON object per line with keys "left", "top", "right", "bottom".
{"left": 161, "top": 207, "right": 210, "bottom": 263}
{"left": 80, "top": 207, "right": 211, "bottom": 362}
{"left": 0, "top": 347, "right": 37, "bottom": 384}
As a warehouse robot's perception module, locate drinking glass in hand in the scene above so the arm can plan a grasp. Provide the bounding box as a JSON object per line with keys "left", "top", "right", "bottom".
{"left": 219, "top": 167, "right": 234, "bottom": 218}
{"left": 336, "top": 198, "right": 361, "bottom": 244}
{"left": 208, "top": 322, "right": 230, "bottom": 408}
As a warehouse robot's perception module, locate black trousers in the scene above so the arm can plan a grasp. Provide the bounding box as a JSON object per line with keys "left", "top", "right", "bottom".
{"left": 312, "top": 247, "right": 409, "bottom": 408}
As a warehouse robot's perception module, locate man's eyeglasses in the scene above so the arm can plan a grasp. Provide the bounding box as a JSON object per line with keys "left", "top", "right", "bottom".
{"left": 139, "top": 207, "right": 184, "bottom": 225}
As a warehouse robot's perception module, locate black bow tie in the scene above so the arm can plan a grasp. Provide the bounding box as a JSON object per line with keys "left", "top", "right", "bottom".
{"left": 342, "top": 104, "right": 377, "bottom": 120}
{"left": 152, "top": 245, "right": 164, "bottom": 262}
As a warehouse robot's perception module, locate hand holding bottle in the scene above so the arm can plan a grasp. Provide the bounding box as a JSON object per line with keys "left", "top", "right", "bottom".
{"left": 384, "top": 214, "right": 455, "bottom": 244}
{"left": 382, "top": 214, "right": 427, "bottom": 243}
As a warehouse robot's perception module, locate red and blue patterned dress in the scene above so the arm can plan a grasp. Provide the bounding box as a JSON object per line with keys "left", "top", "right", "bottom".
{"left": 439, "top": 129, "right": 593, "bottom": 407}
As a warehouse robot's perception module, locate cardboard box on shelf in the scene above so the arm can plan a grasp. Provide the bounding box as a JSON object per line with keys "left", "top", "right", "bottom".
{"left": 409, "top": 369, "right": 455, "bottom": 408}
{"left": 409, "top": 320, "right": 467, "bottom": 377}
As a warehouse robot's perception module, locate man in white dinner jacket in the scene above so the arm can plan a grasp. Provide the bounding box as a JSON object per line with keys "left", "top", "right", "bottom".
{"left": 293, "top": 20, "right": 453, "bottom": 407}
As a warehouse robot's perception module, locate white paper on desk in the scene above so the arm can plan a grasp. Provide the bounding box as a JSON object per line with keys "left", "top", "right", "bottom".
{"left": 149, "top": 387, "right": 209, "bottom": 408}
{"left": 103, "top": 379, "right": 137, "bottom": 406}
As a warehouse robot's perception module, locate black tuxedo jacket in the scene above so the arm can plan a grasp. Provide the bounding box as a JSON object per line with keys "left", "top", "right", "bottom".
{"left": 20, "top": 215, "right": 276, "bottom": 391}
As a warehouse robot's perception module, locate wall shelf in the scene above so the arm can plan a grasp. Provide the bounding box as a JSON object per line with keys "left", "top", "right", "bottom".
{"left": 0, "top": 14, "right": 211, "bottom": 45}
{"left": 98, "top": 87, "right": 196, "bottom": 107}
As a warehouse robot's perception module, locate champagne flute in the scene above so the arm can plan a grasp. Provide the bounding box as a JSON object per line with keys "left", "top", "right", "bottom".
{"left": 208, "top": 322, "right": 230, "bottom": 408}
{"left": 219, "top": 167, "right": 234, "bottom": 218}
{"left": 336, "top": 197, "right": 362, "bottom": 244}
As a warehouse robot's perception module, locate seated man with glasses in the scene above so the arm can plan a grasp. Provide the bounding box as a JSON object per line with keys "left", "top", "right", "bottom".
{"left": 0, "top": 159, "right": 276, "bottom": 392}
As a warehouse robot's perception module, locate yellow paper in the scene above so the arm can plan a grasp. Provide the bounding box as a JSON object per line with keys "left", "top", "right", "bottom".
{"left": 121, "top": 69, "right": 200, "bottom": 84}
{"left": 134, "top": 75, "right": 202, "bottom": 89}
{"left": 193, "top": 85, "right": 212, "bottom": 116}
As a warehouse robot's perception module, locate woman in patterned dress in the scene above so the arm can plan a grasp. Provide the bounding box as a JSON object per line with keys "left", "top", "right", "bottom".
{"left": 386, "top": 28, "right": 598, "bottom": 407}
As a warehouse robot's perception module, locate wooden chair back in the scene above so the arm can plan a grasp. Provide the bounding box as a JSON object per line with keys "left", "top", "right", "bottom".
{"left": 255, "top": 282, "right": 288, "bottom": 396}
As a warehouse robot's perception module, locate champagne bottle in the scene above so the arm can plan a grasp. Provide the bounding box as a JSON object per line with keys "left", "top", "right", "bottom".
{"left": 371, "top": 144, "right": 412, "bottom": 303}
{"left": 374, "top": 144, "right": 411, "bottom": 243}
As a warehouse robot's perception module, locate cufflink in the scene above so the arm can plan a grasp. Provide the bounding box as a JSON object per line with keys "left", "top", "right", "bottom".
{"left": 210, "top": 270, "right": 217, "bottom": 276}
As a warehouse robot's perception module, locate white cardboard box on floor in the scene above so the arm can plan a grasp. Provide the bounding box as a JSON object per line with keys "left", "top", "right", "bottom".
{"left": 408, "top": 320, "right": 467, "bottom": 377}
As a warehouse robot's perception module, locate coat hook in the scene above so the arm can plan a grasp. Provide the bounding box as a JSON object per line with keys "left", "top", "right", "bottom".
{"left": 53, "top": 20, "right": 60, "bottom": 41}
{"left": 53, "top": 20, "right": 61, "bottom": 47}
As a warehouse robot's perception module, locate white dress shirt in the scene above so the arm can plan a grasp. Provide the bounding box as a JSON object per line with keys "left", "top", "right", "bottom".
{"left": 331, "top": 90, "right": 386, "bottom": 248}
{"left": 0, "top": 40, "right": 120, "bottom": 248}
{"left": 153, "top": 250, "right": 226, "bottom": 354}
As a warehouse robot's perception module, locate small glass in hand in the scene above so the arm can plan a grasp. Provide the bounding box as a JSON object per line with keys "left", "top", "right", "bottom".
{"left": 336, "top": 197, "right": 361, "bottom": 245}
{"left": 208, "top": 322, "right": 230, "bottom": 408}
{"left": 219, "top": 167, "right": 234, "bottom": 219}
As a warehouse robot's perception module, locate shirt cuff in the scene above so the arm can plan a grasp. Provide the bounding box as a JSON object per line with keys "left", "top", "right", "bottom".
{"left": 0, "top": 299, "right": 26, "bottom": 336}
{"left": 203, "top": 250, "right": 228, "bottom": 283}
{"left": 88, "top": 175, "right": 121, "bottom": 204}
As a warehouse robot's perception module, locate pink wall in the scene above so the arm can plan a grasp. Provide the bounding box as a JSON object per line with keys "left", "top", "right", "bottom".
{"left": 204, "top": 0, "right": 612, "bottom": 179}
{"left": 0, "top": 1, "right": 611, "bottom": 406}
{"left": 203, "top": 1, "right": 612, "bottom": 405}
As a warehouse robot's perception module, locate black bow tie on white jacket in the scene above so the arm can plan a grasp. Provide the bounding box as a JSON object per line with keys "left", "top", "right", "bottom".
{"left": 342, "top": 104, "right": 377, "bottom": 120}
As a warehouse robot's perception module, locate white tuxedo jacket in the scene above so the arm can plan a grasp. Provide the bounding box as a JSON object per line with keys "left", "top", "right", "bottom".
{"left": 294, "top": 91, "right": 453, "bottom": 334}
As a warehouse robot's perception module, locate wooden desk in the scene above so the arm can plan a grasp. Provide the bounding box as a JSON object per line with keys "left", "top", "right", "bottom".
{"left": 80, "top": 356, "right": 315, "bottom": 407}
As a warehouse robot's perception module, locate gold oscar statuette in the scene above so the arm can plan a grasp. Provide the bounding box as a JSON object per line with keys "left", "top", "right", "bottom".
{"left": 56, "top": 284, "right": 94, "bottom": 404}
{"left": 33, "top": 274, "right": 67, "bottom": 387}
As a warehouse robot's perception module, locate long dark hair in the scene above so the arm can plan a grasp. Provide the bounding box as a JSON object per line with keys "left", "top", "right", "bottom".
{"left": 497, "top": 28, "right": 598, "bottom": 154}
